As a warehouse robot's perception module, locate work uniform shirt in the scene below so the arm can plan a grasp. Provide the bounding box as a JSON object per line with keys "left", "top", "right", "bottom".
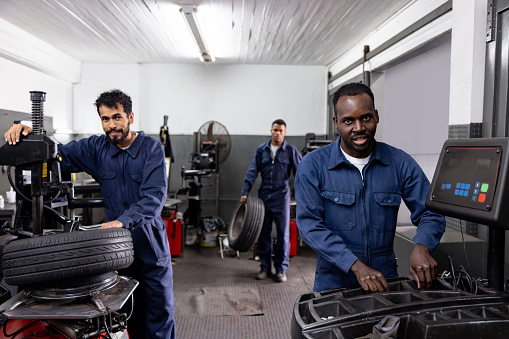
{"left": 242, "top": 140, "right": 302, "bottom": 202}
{"left": 295, "top": 138, "right": 445, "bottom": 291}
{"left": 59, "top": 131, "right": 167, "bottom": 230}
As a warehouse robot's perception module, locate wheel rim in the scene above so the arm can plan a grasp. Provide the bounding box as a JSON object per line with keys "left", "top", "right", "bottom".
{"left": 29, "top": 271, "right": 120, "bottom": 299}
{"left": 229, "top": 204, "right": 246, "bottom": 241}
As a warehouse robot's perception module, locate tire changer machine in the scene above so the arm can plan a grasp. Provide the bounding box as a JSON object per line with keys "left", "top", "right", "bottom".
{"left": 292, "top": 138, "right": 509, "bottom": 339}
{"left": 0, "top": 92, "right": 137, "bottom": 339}
{"left": 178, "top": 131, "right": 225, "bottom": 246}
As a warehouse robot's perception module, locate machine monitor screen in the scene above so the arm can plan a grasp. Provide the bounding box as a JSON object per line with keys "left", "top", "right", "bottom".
{"left": 426, "top": 138, "right": 509, "bottom": 228}
{"left": 430, "top": 146, "right": 501, "bottom": 211}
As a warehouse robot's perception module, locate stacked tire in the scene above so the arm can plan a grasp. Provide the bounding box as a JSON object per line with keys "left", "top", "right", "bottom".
{"left": 228, "top": 196, "right": 265, "bottom": 252}
{"left": 2, "top": 229, "right": 134, "bottom": 286}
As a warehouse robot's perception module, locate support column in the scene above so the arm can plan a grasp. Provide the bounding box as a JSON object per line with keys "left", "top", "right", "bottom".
{"left": 448, "top": 0, "right": 487, "bottom": 126}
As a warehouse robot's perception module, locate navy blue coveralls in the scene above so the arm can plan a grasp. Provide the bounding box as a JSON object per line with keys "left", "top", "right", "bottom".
{"left": 242, "top": 140, "right": 302, "bottom": 274}
{"left": 295, "top": 138, "right": 445, "bottom": 292}
{"left": 60, "top": 131, "right": 175, "bottom": 339}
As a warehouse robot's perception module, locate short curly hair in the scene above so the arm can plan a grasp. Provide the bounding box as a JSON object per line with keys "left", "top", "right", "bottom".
{"left": 332, "top": 82, "right": 375, "bottom": 117}
{"left": 94, "top": 89, "right": 132, "bottom": 115}
{"left": 272, "top": 119, "right": 286, "bottom": 127}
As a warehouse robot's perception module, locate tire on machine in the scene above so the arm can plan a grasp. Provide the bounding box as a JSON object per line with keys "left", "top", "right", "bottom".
{"left": 2, "top": 229, "right": 134, "bottom": 286}
{"left": 228, "top": 195, "right": 265, "bottom": 252}
{"left": 0, "top": 234, "right": 18, "bottom": 278}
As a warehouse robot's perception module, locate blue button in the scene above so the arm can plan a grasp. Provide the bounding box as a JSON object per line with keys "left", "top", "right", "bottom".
{"left": 475, "top": 182, "right": 481, "bottom": 189}
{"left": 455, "top": 189, "right": 459, "bottom": 195}
{"left": 441, "top": 184, "right": 446, "bottom": 190}
{"left": 446, "top": 184, "right": 451, "bottom": 189}
{"left": 463, "top": 190, "right": 469, "bottom": 197}
{"left": 459, "top": 190, "right": 465, "bottom": 196}
{"left": 465, "top": 184, "right": 471, "bottom": 190}
{"left": 461, "top": 183, "right": 466, "bottom": 189}
{"left": 456, "top": 183, "right": 461, "bottom": 189}
{"left": 473, "top": 189, "right": 479, "bottom": 195}
{"left": 472, "top": 195, "right": 477, "bottom": 202}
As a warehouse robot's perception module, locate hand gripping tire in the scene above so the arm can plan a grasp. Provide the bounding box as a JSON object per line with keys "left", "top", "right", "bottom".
{"left": 2, "top": 229, "right": 134, "bottom": 286}
{"left": 228, "top": 196, "right": 265, "bottom": 252}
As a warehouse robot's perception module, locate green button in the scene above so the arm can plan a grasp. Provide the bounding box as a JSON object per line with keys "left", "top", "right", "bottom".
{"left": 481, "top": 183, "right": 489, "bottom": 193}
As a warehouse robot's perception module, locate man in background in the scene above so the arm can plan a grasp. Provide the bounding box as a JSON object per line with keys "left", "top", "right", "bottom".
{"left": 241, "top": 119, "right": 302, "bottom": 282}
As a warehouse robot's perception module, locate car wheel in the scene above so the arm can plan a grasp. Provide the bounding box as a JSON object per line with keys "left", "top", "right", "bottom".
{"left": 228, "top": 196, "right": 265, "bottom": 252}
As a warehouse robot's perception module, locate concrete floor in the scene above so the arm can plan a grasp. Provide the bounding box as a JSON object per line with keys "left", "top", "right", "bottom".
{"left": 172, "top": 243, "right": 317, "bottom": 339}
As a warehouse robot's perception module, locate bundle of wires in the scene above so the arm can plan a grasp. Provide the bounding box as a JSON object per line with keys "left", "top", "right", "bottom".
{"left": 445, "top": 256, "right": 478, "bottom": 294}
{"left": 438, "top": 220, "right": 480, "bottom": 294}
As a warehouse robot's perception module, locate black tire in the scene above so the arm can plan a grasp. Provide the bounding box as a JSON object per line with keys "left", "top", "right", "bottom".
{"left": 2, "top": 229, "right": 134, "bottom": 286}
{"left": 228, "top": 196, "right": 265, "bottom": 252}
{"left": 0, "top": 234, "right": 18, "bottom": 278}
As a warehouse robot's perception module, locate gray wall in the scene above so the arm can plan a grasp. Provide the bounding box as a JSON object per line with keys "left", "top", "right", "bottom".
{"left": 164, "top": 134, "right": 309, "bottom": 223}
{"left": 382, "top": 38, "right": 450, "bottom": 155}
{"left": 377, "top": 38, "right": 451, "bottom": 227}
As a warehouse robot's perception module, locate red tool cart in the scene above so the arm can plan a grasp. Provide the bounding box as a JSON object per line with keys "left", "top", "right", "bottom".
{"left": 162, "top": 199, "right": 184, "bottom": 256}
{"left": 289, "top": 220, "right": 298, "bottom": 256}
{"left": 163, "top": 217, "right": 184, "bottom": 257}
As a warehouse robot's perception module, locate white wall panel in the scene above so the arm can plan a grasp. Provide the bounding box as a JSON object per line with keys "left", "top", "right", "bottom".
{"left": 0, "top": 57, "right": 73, "bottom": 131}
{"left": 448, "top": 0, "right": 487, "bottom": 125}
{"left": 138, "top": 64, "right": 327, "bottom": 135}
{"left": 73, "top": 64, "right": 140, "bottom": 134}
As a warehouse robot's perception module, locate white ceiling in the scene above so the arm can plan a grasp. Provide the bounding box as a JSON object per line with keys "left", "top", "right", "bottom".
{"left": 0, "top": 0, "right": 412, "bottom": 65}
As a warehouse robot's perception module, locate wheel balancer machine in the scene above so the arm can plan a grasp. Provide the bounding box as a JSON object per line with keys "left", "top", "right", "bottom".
{"left": 426, "top": 137, "right": 509, "bottom": 292}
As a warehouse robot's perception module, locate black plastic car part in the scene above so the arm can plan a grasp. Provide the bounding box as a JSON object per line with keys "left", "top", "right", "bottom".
{"left": 292, "top": 277, "right": 509, "bottom": 339}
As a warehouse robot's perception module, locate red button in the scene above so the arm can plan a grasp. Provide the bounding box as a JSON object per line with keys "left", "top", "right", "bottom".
{"left": 478, "top": 193, "right": 486, "bottom": 203}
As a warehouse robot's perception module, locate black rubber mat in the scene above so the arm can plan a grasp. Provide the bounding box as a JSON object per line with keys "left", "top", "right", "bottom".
{"left": 172, "top": 244, "right": 316, "bottom": 339}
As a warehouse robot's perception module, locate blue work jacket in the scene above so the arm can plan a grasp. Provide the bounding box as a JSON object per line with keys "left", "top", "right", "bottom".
{"left": 242, "top": 140, "right": 302, "bottom": 202}
{"left": 59, "top": 131, "right": 167, "bottom": 230}
{"left": 295, "top": 137, "right": 445, "bottom": 291}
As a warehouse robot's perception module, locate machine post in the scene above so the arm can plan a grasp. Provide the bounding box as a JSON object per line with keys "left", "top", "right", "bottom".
{"left": 32, "top": 195, "right": 44, "bottom": 235}
{"left": 488, "top": 227, "right": 505, "bottom": 291}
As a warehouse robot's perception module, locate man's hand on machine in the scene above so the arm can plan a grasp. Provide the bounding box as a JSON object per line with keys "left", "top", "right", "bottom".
{"left": 101, "top": 220, "right": 125, "bottom": 229}
{"left": 4, "top": 123, "right": 32, "bottom": 145}
{"left": 409, "top": 243, "right": 438, "bottom": 290}
{"left": 350, "top": 259, "right": 390, "bottom": 292}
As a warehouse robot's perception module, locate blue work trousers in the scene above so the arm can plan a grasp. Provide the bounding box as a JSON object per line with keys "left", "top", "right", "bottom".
{"left": 258, "top": 196, "right": 290, "bottom": 273}
{"left": 119, "top": 224, "right": 176, "bottom": 339}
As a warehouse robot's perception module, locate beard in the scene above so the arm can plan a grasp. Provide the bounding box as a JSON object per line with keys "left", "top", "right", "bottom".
{"left": 106, "top": 128, "right": 130, "bottom": 146}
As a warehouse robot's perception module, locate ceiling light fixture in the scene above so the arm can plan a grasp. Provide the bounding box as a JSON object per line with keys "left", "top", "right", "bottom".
{"left": 180, "top": 5, "right": 214, "bottom": 63}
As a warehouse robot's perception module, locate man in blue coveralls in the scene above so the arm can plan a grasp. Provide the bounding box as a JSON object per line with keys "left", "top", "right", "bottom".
{"left": 295, "top": 83, "right": 445, "bottom": 292}
{"left": 241, "top": 119, "right": 302, "bottom": 282}
{"left": 4, "top": 90, "right": 175, "bottom": 339}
